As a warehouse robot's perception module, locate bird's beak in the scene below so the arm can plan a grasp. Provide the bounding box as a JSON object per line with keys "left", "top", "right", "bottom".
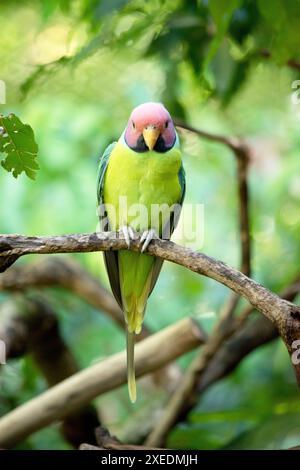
{"left": 143, "top": 126, "right": 160, "bottom": 150}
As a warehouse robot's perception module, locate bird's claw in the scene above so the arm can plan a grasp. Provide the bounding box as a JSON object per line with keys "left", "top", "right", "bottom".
{"left": 140, "top": 229, "right": 157, "bottom": 253}
{"left": 120, "top": 225, "right": 135, "bottom": 248}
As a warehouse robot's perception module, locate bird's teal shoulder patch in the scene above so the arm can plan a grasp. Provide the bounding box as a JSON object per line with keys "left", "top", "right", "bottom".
{"left": 97, "top": 142, "right": 116, "bottom": 205}
{"left": 178, "top": 163, "right": 186, "bottom": 206}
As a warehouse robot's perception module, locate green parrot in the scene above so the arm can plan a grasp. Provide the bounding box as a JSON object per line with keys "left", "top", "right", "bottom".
{"left": 97, "top": 102, "right": 185, "bottom": 402}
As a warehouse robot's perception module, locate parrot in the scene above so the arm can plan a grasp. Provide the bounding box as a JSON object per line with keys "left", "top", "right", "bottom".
{"left": 97, "top": 102, "right": 185, "bottom": 402}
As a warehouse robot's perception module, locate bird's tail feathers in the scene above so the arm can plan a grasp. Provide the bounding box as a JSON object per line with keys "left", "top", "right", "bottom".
{"left": 124, "top": 296, "right": 148, "bottom": 403}
{"left": 124, "top": 297, "right": 145, "bottom": 334}
{"left": 120, "top": 253, "right": 154, "bottom": 402}
{"left": 126, "top": 329, "right": 136, "bottom": 403}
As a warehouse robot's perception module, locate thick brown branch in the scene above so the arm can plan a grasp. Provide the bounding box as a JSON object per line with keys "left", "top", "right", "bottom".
{"left": 0, "top": 232, "right": 299, "bottom": 368}
{"left": 0, "top": 315, "right": 205, "bottom": 448}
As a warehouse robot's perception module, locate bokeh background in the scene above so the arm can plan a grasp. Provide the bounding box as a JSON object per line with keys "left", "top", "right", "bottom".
{"left": 1, "top": 0, "right": 300, "bottom": 449}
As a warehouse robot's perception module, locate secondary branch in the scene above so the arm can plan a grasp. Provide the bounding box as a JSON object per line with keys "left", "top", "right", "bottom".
{"left": 0, "top": 316, "right": 205, "bottom": 448}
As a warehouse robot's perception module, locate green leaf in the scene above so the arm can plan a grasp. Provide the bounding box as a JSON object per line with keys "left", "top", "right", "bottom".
{"left": 0, "top": 114, "right": 39, "bottom": 180}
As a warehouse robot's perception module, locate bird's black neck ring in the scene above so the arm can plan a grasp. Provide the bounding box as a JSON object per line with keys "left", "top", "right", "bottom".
{"left": 126, "top": 134, "right": 175, "bottom": 153}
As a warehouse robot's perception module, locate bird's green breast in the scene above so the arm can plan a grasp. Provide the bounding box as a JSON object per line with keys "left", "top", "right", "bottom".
{"left": 104, "top": 141, "right": 182, "bottom": 232}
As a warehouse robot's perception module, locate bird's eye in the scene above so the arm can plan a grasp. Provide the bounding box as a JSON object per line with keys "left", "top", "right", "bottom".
{"left": 132, "top": 121, "right": 136, "bottom": 129}
{"left": 165, "top": 121, "right": 169, "bottom": 128}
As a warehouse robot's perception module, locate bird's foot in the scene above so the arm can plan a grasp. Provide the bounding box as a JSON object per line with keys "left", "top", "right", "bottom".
{"left": 140, "top": 228, "right": 157, "bottom": 253}
{"left": 120, "top": 225, "right": 136, "bottom": 248}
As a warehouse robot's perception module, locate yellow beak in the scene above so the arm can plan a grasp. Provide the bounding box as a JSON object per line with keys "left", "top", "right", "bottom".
{"left": 143, "top": 126, "right": 160, "bottom": 150}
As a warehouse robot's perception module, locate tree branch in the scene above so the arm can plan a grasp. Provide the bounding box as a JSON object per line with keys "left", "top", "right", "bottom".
{"left": 145, "top": 295, "right": 250, "bottom": 447}
{"left": 175, "top": 121, "right": 248, "bottom": 154}
{"left": 236, "top": 154, "right": 251, "bottom": 276}
{"left": 175, "top": 121, "right": 252, "bottom": 350}
{"left": 197, "top": 275, "right": 300, "bottom": 391}
{"left": 0, "top": 315, "right": 205, "bottom": 448}
{"left": 145, "top": 274, "right": 300, "bottom": 446}
{"left": 0, "top": 231, "right": 299, "bottom": 378}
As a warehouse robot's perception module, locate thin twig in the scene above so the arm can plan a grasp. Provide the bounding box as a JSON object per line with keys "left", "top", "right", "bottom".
{"left": 175, "top": 120, "right": 248, "bottom": 154}
{"left": 175, "top": 120, "right": 251, "bottom": 276}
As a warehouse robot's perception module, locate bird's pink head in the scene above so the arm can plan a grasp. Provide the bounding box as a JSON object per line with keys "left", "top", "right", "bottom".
{"left": 124, "top": 102, "right": 176, "bottom": 152}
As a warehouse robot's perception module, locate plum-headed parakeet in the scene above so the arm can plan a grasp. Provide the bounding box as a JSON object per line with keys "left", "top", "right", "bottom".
{"left": 97, "top": 102, "right": 185, "bottom": 402}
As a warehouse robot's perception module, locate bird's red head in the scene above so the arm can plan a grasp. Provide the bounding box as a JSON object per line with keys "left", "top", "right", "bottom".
{"left": 124, "top": 102, "right": 177, "bottom": 152}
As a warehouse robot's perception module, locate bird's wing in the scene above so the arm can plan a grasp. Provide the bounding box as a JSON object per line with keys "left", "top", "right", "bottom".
{"left": 173, "top": 162, "right": 186, "bottom": 232}
{"left": 178, "top": 163, "right": 186, "bottom": 205}
{"left": 97, "top": 142, "right": 116, "bottom": 207}
{"left": 97, "top": 142, "right": 123, "bottom": 308}
{"left": 149, "top": 162, "right": 186, "bottom": 295}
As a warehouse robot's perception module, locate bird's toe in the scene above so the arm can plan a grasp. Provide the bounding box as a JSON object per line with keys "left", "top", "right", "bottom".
{"left": 120, "top": 225, "right": 136, "bottom": 248}
{"left": 140, "top": 229, "right": 157, "bottom": 252}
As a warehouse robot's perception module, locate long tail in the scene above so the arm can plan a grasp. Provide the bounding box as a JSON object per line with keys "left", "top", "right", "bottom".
{"left": 119, "top": 250, "right": 155, "bottom": 402}
{"left": 126, "top": 330, "right": 136, "bottom": 403}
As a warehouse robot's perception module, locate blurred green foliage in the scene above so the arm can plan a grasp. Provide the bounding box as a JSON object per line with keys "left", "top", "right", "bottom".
{"left": 0, "top": 0, "right": 300, "bottom": 450}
